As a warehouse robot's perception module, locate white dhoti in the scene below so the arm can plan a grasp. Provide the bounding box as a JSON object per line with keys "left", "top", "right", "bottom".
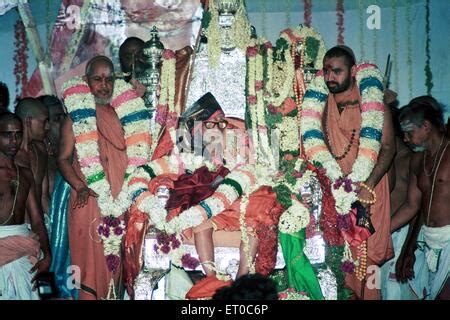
{"left": 0, "top": 224, "right": 41, "bottom": 300}
{"left": 381, "top": 225, "right": 427, "bottom": 300}
{"left": 420, "top": 225, "right": 450, "bottom": 299}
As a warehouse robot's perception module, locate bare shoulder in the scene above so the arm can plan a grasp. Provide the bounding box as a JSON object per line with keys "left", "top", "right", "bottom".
{"left": 18, "top": 165, "right": 34, "bottom": 184}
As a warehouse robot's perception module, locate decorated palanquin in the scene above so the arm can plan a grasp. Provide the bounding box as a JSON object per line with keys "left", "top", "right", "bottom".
{"left": 123, "top": 0, "right": 373, "bottom": 301}
{"left": 125, "top": 0, "right": 288, "bottom": 300}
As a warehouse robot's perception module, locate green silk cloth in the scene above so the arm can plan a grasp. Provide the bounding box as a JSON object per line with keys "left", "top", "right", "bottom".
{"left": 279, "top": 229, "right": 324, "bottom": 300}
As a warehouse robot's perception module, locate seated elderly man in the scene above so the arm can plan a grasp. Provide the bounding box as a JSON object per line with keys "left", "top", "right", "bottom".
{"left": 126, "top": 93, "right": 284, "bottom": 299}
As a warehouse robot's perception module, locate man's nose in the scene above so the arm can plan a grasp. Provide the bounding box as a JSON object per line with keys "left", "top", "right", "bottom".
{"left": 10, "top": 134, "right": 19, "bottom": 144}
{"left": 325, "top": 73, "right": 335, "bottom": 82}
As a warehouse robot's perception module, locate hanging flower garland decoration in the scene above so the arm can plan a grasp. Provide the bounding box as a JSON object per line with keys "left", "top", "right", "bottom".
{"left": 336, "top": 0, "right": 345, "bottom": 45}
{"left": 424, "top": 0, "right": 433, "bottom": 95}
{"left": 151, "top": 49, "right": 177, "bottom": 157}
{"left": 268, "top": 26, "right": 326, "bottom": 157}
{"left": 62, "top": 77, "right": 151, "bottom": 272}
{"left": 304, "top": 0, "right": 312, "bottom": 27}
{"left": 246, "top": 38, "right": 276, "bottom": 167}
{"left": 14, "top": 19, "right": 29, "bottom": 99}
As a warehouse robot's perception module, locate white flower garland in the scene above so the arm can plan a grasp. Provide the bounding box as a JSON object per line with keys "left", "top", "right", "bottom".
{"left": 278, "top": 198, "right": 310, "bottom": 234}
{"left": 62, "top": 77, "right": 151, "bottom": 263}
{"left": 300, "top": 63, "right": 385, "bottom": 183}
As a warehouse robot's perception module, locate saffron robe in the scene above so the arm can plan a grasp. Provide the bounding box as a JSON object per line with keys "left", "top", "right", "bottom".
{"left": 68, "top": 104, "right": 128, "bottom": 300}
{"left": 325, "top": 84, "right": 393, "bottom": 299}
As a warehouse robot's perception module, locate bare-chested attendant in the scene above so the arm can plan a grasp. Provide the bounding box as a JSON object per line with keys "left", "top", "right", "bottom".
{"left": 391, "top": 96, "right": 450, "bottom": 300}
{"left": 0, "top": 112, "right": 51, "bottom": 299}
{"left": 14, "top": 98, "right": 50, "bottom": 219}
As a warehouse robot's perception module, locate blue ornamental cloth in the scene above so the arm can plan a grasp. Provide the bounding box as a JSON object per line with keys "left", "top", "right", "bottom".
{"left": 49, "top": 171, "right": 78, "bottom": 299}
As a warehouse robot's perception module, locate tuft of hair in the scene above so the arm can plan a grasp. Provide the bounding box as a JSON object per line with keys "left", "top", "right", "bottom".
{"left": 15, "top": 97, "right": 47, "bottom": 120}
{"left": 85, "top": 55, "right": 114, "bottom": 77}
{"left": 324, "top": 45, "right": 356, "bottom": 67}
{"left": 400, "top": 95, "right": 444, "bottom": 131}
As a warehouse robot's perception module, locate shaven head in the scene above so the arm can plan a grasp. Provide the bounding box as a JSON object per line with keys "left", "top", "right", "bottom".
{"left": 15, "top": 97, "right": 48, "bottom": 120}
{"left": 15, "top": 97, "right": 49, "bottom": 141}
{"left": 119, "top": 37, "right": 145, "bottom": 74}
{"left": 323, "top": 45, "right": 356, "bottom": 68}
{"left": 85, "top": 55, "right": 114, "bottom": 78}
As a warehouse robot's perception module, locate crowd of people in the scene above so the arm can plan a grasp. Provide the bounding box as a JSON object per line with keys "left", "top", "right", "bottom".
{"left": 0, "top": 0, "right": 448, "bottom": 301}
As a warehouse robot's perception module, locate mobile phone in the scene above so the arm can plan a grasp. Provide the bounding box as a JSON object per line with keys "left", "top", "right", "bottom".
{"left": 36, "top": 272, "right": 58, "bottom": 300}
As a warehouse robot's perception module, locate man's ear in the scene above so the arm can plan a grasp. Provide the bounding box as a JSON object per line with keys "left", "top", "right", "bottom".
{"left": 351, "top": 65, "right": 357, "bottom": 78}
{"left": 82, "top": 75, "right": 88, "bottom": 83}
{"left": 423, "top": 119, "right": 432, "bottom": 132}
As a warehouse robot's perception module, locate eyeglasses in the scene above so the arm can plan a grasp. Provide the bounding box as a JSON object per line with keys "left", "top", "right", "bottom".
{"left": 204, "top": 119, "right": 228, "bottom": 129}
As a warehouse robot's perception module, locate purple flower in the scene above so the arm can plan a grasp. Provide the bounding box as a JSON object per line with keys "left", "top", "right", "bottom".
{"left": 333, "top": 180, "right": 342, "bottom": 190}
{"left": 106, "top": 254, "right": 120, "bottom": 274}
{"left": 98, "top": 225, "right": 104, "bottom": 234}
{"left": 160, "top": 244, "right": 171, "bottom": 254}
{"left": 102, "top": 227, "right": 110, "bottom": 238}
{"left": 181, "top": 254, "right": 200, "bottom": 269}
{"left": 156, "top": 232, "right": 168, "bottom": 244}
{"left": 344, "top": 183, "right": 353, "bottom": 193}
{"left": 153, "top": 244, "right": 158, "bottom": 252}
{"left": 341, "top": 261, "right": 355, "bottom": 273}
{"left": 111, "top": 218, "right": 120, "bottom": 228}
{"left": 114, "top": 226, "right": 123, "bottom": 236}
{"left": 171, "top": 239, "right": 181, "bottom": 249}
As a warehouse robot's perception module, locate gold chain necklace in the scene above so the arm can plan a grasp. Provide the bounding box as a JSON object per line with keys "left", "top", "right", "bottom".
{"left": 423, "top": 135, "right": 445, "bottom": 176}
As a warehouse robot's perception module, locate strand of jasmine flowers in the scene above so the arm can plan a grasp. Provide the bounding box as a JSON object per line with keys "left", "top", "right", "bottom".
{"left": 392, "top": 0, "right": 399, "bottom": 92}
{"left": 358, "top": 0, "right": 365, "bottom": 60}
{"left": 267, "top": 34, "right": 295, "bottom": 106}
{"left": 239, "top": 191, "right": 255, "bottom": 274}
{"left": 372, "top": 14, "right": 378, "bottom": 64}
{"left": 424, "top": 0, "right": 433, "bottom": 95}
{"left": 406, "top": 0, "right": 413, "bottom": 100}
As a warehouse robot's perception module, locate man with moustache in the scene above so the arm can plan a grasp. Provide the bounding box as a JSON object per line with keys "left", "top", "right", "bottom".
{"left": 318, "top": 45, "right": 395, "bottom": 299}
{"left": 58, "top": 56, "right": 129, "bottom": 299}
{"left": 391, "top": 96, "right": 450, "bottom": 300}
